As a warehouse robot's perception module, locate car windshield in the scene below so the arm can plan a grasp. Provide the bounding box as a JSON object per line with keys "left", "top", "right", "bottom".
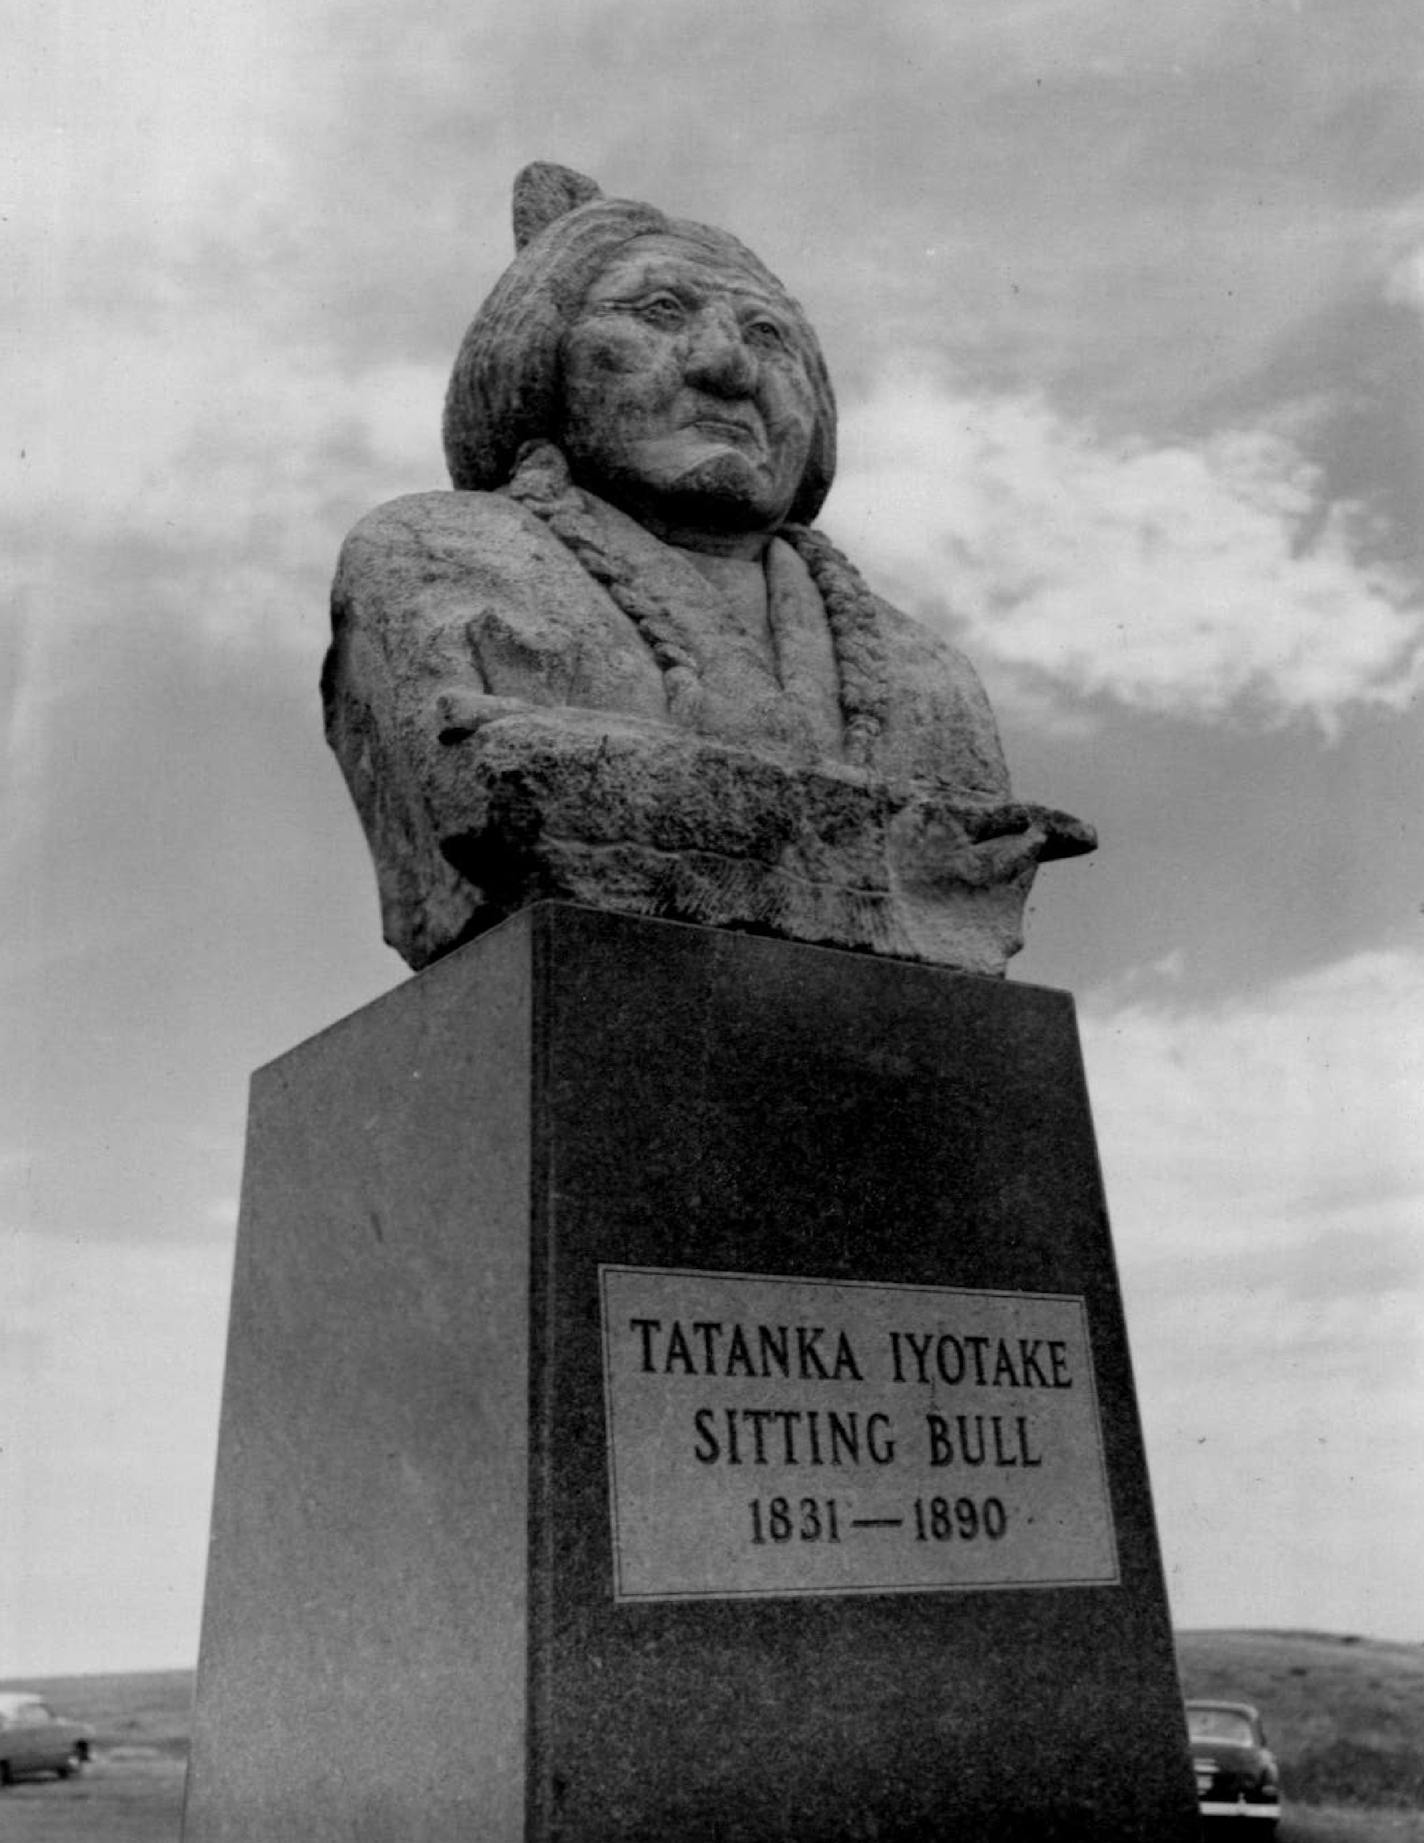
{"left": 1188, "top": 1708, "right": 1256, "bottom": 1747}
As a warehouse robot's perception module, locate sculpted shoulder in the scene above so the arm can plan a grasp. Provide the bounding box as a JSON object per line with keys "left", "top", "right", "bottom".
{"left": 331, "top": 489, "right": 668, "bottom": 717}
{"left": 868, "top": 591, "right": 1010, "bottom": 799}
{"left": 335, "top": 489, "right": 573, "bottom": 605}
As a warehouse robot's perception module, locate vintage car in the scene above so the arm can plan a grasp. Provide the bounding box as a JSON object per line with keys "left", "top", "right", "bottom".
{"left": 1186, "top": 1698, "right": 1282, "bottom": 1829}
{"left": 0, "top": 1692, "right": 94, "bottom": 1786}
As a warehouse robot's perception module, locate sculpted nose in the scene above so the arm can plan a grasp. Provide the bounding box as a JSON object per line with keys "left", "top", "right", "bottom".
{"left": 685, "top": 306, "right": 757, "bottom": 396}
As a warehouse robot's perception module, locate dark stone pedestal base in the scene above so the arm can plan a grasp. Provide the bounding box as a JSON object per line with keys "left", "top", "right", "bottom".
{"left": 182, "top": 903, "right": 1198, "bottom": 1841}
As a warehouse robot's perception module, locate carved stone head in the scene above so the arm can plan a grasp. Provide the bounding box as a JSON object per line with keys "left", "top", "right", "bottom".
{"left": 442, "top": 163, "right": 838, "bottom": 529}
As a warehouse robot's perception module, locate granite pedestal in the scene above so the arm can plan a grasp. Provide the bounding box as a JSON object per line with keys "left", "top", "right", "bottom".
{"left": 182, "top": 902, "right": 1199, "bottom": 1841}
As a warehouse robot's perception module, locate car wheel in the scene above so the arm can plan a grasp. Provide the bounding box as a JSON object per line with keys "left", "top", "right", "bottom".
{"left": 0, "top": 1759, "right": 12, "bottom": 1788}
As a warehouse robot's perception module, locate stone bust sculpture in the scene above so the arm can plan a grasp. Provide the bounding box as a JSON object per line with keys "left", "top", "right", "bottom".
{"left": 324, "top": 162, "right": 1092, "bottom": 973}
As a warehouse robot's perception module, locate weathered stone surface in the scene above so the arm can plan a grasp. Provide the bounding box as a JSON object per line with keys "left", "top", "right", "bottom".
{"left": 324, "top": 164, "right": 1093, "bottom": 972}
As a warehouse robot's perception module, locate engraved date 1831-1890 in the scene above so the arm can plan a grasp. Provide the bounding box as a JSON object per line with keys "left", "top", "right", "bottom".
{"left": 748, "top": 1495, "right": 1008, "bottom": 1545}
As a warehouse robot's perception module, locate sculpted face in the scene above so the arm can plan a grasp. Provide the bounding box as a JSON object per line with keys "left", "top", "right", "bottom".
{"left": 559, "top": 234, "right": 818, "bottom": 546}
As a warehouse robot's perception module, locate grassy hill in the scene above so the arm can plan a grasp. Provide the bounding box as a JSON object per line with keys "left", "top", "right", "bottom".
{"left": 5, "top": 1632, "right": 1424, "bottom": 1840}
{"left": 1178, "top": 1629, "right": 1424, "bottom": 1811}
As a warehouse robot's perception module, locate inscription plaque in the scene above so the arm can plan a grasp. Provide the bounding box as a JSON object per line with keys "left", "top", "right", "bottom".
{"left": 599, "top": 1265, "right": 1119, "bottom": 1602}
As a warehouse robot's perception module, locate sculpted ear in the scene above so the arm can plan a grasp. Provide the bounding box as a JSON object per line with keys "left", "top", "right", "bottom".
{"left": 512, "top": 162, "right": 604, "bottom": 251}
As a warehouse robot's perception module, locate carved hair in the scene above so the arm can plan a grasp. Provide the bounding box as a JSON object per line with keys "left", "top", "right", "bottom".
{"left": 443, "top": 188, "right": 837, "bottom": 525}
{"left": 505, "top": 443, "right": 887, "bottom": 764}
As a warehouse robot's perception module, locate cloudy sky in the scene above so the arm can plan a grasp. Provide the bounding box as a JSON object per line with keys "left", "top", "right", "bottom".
{"left": 4, "top": 0, "right": 1422, "bottom": 1675}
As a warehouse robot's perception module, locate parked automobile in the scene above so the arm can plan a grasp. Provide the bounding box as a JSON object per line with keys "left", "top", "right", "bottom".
{"left": 1186, "top": 1698, "right": 1282, "bottom": 1830}
{"left": 0, "top": 1692, "right": 94, "bottom": 1787}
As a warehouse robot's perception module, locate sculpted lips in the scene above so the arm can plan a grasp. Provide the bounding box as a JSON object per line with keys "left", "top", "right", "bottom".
{"left": 683, "top": 401, "right": 764, "bottom": 449}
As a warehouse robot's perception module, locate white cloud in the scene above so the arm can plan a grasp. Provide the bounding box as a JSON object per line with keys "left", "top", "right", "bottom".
{"left": 1086, "top": 948, "right": 1424, "bottom": 1249}
{"left": 0, "top": 1231, "right": 233, "bottom": 1673}
{"left": 3, "top": 1, "right": 448, "bottom": 673}
{"left": 4, "top": 314, "right": 445, "bottom": 645}
{"left": 1078, "top": 947, "right": 1424, "bottom": 1635}
{"left": 4, "top": 0, "right": 312, "bottom": 255}
{"left": 825, "top": 363, "right": 1424, "bottom": 733}
{"left": 1385, "top": 243, "right": 1424, "bottom": 314}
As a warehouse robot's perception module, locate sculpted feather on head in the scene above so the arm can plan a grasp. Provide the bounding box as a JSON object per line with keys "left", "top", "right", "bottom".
{"left": 442, "top": 162, "right": 837, "bottom": 525}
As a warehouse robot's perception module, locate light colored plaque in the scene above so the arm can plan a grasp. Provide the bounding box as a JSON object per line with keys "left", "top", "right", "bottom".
{"left": 599, "top": 1265, "right": 1120, "bottom": 1602}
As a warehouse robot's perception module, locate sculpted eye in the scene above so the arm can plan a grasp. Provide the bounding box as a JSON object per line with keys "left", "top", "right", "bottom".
{"left": 744, "top": 317, "right": 787, "bottom": 351}
{"left": 635, "top": 293, "right": 687, "bottom": 328}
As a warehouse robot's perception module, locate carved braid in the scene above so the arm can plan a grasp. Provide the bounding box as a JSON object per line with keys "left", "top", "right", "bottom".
{"left": 506, "top": 442, "right": 703, "bottom": 721}
{"left": 779, "top": 524, "right": 888, "bottom": 767}
{"left": 505, "top": 442, "right": 889, "bottom": 762}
